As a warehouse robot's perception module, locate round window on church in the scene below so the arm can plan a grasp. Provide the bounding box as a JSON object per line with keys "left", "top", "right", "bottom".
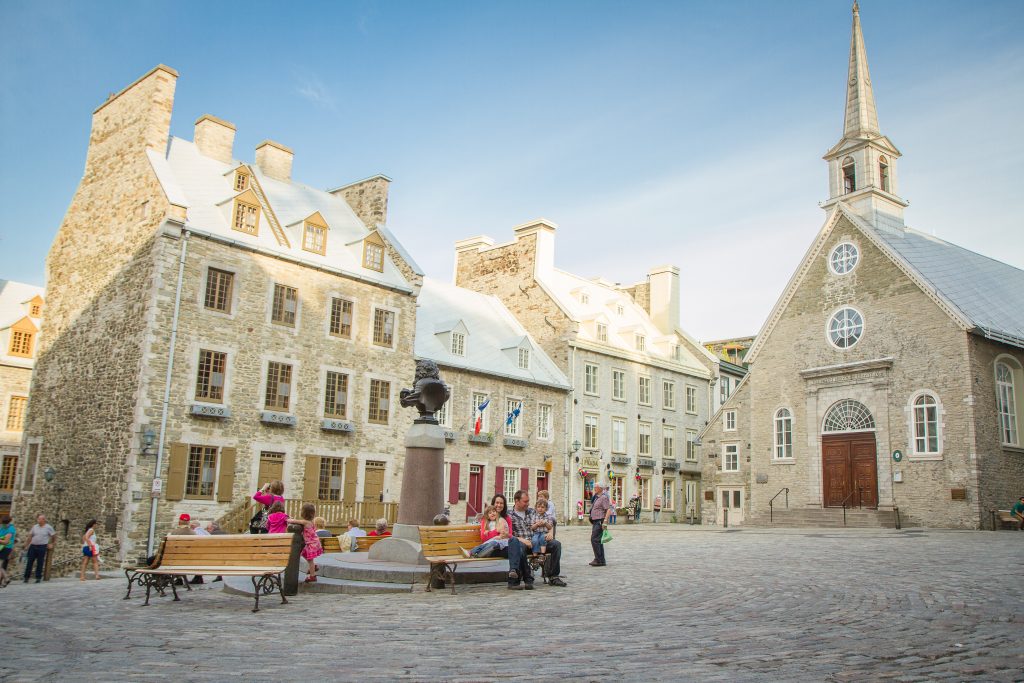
{"left": 829, "top": 242, "right": 859, "bottom": 275}
{"left": 827, "top": 307, "right": 864, "bottom": 349}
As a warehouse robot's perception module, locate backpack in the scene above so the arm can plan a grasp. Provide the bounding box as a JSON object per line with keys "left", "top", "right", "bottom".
{"left": 249, "top": 506, "right": 269, "bottom": 534}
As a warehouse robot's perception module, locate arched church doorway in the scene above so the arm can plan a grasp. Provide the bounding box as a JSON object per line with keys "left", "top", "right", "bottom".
{"left": 821, "top": 400, "right": 878, "bottom": 508}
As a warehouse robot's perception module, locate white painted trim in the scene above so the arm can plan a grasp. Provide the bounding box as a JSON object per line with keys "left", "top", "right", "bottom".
{"left": 827, "top": 241, "right": 861, "bottom": 276}
{"left": 825, "top": 304, "right": 866, "bottom": 351}
{"left": 906, "top": 390, "right": 944, "bottom": 459}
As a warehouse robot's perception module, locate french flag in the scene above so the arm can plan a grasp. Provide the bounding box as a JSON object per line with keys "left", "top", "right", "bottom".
{"left": 474, "top": 398, "right": 490, "bottom": 435}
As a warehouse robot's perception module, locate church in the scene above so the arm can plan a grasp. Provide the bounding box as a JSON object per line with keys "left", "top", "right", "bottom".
{"left": 699, "top": 3, "right": 1024, "bottom": 529}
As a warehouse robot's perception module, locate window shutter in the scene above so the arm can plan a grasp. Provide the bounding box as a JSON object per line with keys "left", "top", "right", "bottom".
{"left": 216, "top": 447, "right": 236, "bottom": 502}
{"left": 303, "top": 455, "right": 321, "bottom": 501}
{"left": 520, "top": 467, "right": 529, "bottom": 493}
{"left": 447, "top": 462, "right": 460, "bottom": 505}
{"left": 344, "top": 458, "right": 358, "bottom": 502}
{"left": 165, "top": 443, "right": 188, "bottom": 501}
{"left": 494, "top": 466, "right": 504, "bottom": 495}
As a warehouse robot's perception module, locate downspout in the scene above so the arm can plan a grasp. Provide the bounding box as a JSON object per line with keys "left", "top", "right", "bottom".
{"left": 565, "top": 345, "right": 576, "bottom": 522}
{"left": 147, "top": 228, "right": 190, "bottom": 555}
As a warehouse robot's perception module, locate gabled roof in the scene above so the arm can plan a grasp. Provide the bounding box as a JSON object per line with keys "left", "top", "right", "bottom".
{"left": 415, "top": 278, "right": 570, "bottom": 390}
{"left": 0, "top": 279, "right": 44, "bottom": 330}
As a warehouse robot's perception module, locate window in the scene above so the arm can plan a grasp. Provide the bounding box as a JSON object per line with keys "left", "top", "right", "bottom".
{"left": 363, "top": 241, "right": 385, "bottom": 272}
{"left": 518, "top": 348, "right": 530, "bottom": 369}
{"left": 616, "top": 305, "right": 624, "bottom": 316}
{"left": 829, "top": 243, "right": 859, "bottom": 275}
{"left": 774, "top": 408, "right": 793, "bottom": 459}
{"left": 635, "top": 334, "right": 646, "bottom": 352}
{"left": 264, "top": 361, "right": 293, "bottom": 411}
{"left": 638, "top": 422, "right": 652, "bottom": 456}
{"left": 204, "top": 268, "right": 234, "bottom": 313}
{"left": 724, "top": 410, "right": 736, "bottom": 431}
{"left": 640, "top": 477, "right": 652, "bottom": 510}
{"left": 8, "top": 330, "right": 33, "bottom": 357}
{"left": 368, "top": 379, "right": 391, "bottom": 424}
{"left": 612, "top": 370, "right": 626, "bottom": 401}
{"left": 686, "top": 386, "right": 697, "bottom": 414}
{"left": 451, "top": 332, "right": 465, "bottom": 356}
{"left": 232, "top": 199, "right": 259, "bottom": 235}
{"left": 842, "top": 156, "right": 856, "bottom": 194}
{"left": 6, "top": 396, "right": 27, "bottom": 432}
{"left": 611, "top": 476, "right": 624, "bottom": 506}
{"left": 537, "top": 403, "right": 552, "bottom": 440}
{"left": 579, "top": 292, "right": 589, "bottom": 305}
{"left": 318, "top": 456, "right": 344, "bottom": 501}
{"left": 878, "top": 155, "right": 890, "bottom": 192}
{"left": 271, "top": 284, "right": 298, "bottom": 327}
{"left": 324, "top": 371, "right": 349, "bottom": 418}
{"left": 21, "top": 442, "right": 39, "bottom": 491}
{"left": 472, "top": 391, "right": 489, "bottom": 433}
{"left": 720, "top": 378, "right": 731, "bottom": 404}
{"left": 583, "top": 414, "right": 599, "bottom": 450}
{"left": 329, "top": 297, "right": 354, "bottom": 338}
{"left": 195, "top": 350, "right": 227, "bottom": 403}
{"left": 662, "top": 479, "right": 674, "bottom": 509}
{"left": 504, "top": 398, "right": 523, "bottom": 437}
{"left": 29, "top": 301, "right": 42, "bottom": 317}
{"left": 0, "top": 455, "right": 18, "bottom": 490}
{"left": 612, "top": 418, "right": 626, "bottom": 453}
{"left": 663, "top": 425, "right": 675, "bottom": 458}
{"left": 437, "top": 394, "right": 452, "bottom": 427}
{"left": 828, "top": 307, "right": 864, "bottom": 349}
{"left": 685, "top": 429, "right": 698, "bottom": 461}
{"left": 663, "top": 381, "right": 676, "bottom": 410}
{"left": 302, "top": 222, "right": 328, "bottom": 255}
{"left": 911, "top": 393, "right": 940, "bottom": 455}
{"left": 234, "top": 170, "right": 249, "bottom": 192}
{"left": 723, "top": 444, "right": 739, "bottom": 472}
{"left": 995, "top": 361, "right": 1019, "bottom": 446}
{"left": 638, "top": 376, "right": 651, "bottom": 406}
{"left": 597, "top": 323, "right": 608, "bottom": 342}
{"left": 672, "top": 344, "right": 681, "bottom": 361}
{"left": 584, "top": 364, "right": 599, "bottom": 395}
{"left": 185, "top": 445, "right": 218, "bottom": 499}
{"left": 823, "top": 400, "right": 875, "bottom": 432}
{"left": 372, "top": 309, "right": 395, "bottom": 347}
{"left": 503, "top": 468, "right": 518, "bottom": 502}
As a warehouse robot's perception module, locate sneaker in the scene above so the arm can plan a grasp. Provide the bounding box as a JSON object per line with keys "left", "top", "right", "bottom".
{"left": 462, "top": 548, "right": 472, "bottom": 558}
{"left": 523, "top": 582, "right": 535, "bottom": 590}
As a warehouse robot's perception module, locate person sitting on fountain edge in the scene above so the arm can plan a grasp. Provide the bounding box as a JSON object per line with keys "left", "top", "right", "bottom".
{"left": 506, "top": 490, "right": 566, "bottom": 589}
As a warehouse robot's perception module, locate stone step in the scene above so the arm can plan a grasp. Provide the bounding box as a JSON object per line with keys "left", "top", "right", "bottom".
{"left": 746, "top": 508, "right": 897, "bottom": 529}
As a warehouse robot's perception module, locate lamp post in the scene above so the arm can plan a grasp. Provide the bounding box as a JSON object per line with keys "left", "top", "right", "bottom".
{"left": 567, "top": 439, "right": 580, "bottom": 524}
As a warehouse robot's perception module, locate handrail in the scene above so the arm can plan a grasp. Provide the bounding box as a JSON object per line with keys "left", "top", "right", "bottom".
{"left": 839, "top": 489, "right": 858, "bottom": 526}
{"left": 768, "top": 487, "right": 789, "bottom": 523}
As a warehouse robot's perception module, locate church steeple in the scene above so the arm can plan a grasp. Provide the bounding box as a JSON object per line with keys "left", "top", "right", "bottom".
{"left": 822, "top": 2, "right": 908, "bottom": 229}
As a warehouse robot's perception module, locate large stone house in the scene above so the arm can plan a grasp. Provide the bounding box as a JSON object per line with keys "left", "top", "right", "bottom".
{"left": 14, "top": 65, "right": 422, "bottom": 567}
{"left": 699, "top": 4, "right": 1024, "bottom": 529}
{"left": 415, "top": 278, "right": 570, "bottom": 521}
{"left": 454, "top": 221, "right": 713, "bottom": 522}
{"left": 0, "top": 280, "right": 44, "bottom": 516}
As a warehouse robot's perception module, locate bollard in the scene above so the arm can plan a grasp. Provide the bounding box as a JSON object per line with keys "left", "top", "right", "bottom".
{"left": 282, "top": 528, "right": 304, "bottom": 596}
{"left": 722, "top": 507, "right": 729, "bottom": 528}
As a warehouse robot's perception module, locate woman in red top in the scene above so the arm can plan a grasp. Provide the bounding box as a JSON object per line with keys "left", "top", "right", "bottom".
{"left": 487, "top": 494, "right": 514, "bottom": 542}
{"left": 367, "top": 518, "right": 392, "bottom": 537}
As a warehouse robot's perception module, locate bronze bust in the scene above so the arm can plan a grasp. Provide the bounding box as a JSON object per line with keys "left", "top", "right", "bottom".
{"left": 399, "top": 359, "right": 451, "bottom": 424}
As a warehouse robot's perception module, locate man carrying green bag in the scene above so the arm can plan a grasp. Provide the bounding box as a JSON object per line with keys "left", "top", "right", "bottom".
{"left": 589, "top": 482, "right": 613, "bottom": 567}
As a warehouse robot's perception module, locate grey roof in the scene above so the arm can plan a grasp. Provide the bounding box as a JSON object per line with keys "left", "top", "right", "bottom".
{"left": 867, "top": 223, "right": 1024, "bottom": 349}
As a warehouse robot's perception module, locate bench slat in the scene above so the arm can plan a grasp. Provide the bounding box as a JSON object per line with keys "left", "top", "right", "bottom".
{"left": 142, "top": 567, "right": 287, "bottom": 575}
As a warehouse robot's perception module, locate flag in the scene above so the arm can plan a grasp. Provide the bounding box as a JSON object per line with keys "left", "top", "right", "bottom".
{"left": 505, "top": 401, "right": 523, "bottom": 427}
{"left": 474, "top": 398, "right": 490, "bottom": 435}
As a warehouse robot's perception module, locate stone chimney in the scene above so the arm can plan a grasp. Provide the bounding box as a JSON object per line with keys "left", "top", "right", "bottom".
{"left": 330, "top": 174, "right": 391, "bottom": 228}
{"left": 193, "top": 115, "right": 235, "bottom": 164}
{"left": 254, "top": 140, "right": 293, "bottom": 181}
{"left": 647, "top": 265, "right": 680, "bottom": 335}
{"left": 513, "top": 219, "right": 557, "bottom": 275}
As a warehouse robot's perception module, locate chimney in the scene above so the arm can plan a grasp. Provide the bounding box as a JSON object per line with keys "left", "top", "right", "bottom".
{"left": 193, "top": 114, "right": 235, "bottom": 164}
{"left": 254, "top": 140, "right": 293, "bottom": 181}
{"left": 330, "top": 174, "right": 391, "bottom": 228}
{"left": 513, "top": 219, "right": 557, "bottom": 275}
{"left": 648, "top": 265, "right": 680, "bottom": 334}
{"left": 87, "top": 64, "right": 177, "bottom": 168}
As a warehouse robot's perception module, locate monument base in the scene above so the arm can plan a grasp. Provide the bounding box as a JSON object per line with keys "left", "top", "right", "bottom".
{"left": 367, "top": 523, "right": 426, "bottom": 565}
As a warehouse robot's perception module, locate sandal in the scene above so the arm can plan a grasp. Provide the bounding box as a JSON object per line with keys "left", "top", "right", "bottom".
{"left": 304, "top": 575, "right": 317, "bottom": 583}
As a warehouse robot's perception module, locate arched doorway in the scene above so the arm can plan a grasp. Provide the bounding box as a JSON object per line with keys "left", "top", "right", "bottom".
{"left": 821, "top": 400, "right": 878, "bottom": 508}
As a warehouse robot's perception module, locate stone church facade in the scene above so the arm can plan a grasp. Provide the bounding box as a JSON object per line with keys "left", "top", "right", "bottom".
{"left": 700, "top": 4, "right": 1024, "bottom": 529}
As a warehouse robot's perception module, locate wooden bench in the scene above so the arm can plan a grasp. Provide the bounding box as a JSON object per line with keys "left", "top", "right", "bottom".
{"left": 994, "top": 509, "right": 1020, "bottom": 530}
{"left": 419, "top": 524, "right": 495, "bottom": 594}
{"left": 356, "top": 535, "right": 388, "bottom": 551}
{"left": 319, "top": 535, "right": 342, "bottom": 553}
{"left": 127, "top": 533, "right": 294, "bottom": 612}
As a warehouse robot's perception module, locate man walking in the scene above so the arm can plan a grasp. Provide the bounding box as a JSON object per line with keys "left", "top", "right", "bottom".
{"left": 23, "top": 514, "right": 55, "bottom": 583}
{"left": 589, "top": 483, "right": 613, "bottom": 567}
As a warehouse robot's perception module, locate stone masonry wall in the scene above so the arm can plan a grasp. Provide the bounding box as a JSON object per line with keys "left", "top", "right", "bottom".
{"left": 700, "top": 379, "right": 752, "bottom": 525}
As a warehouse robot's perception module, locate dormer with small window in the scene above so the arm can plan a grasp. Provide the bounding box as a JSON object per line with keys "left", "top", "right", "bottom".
{"left": 435, "top": 320, "right": 469, "bottom": 359}
{"left": 229, "top": 188, "right": 262, "bottom": 236}
{"left": 501, "top": 336, "right": 533, "bottom": 371}
{"left": 6, "top": 317, "right": 37, "bottom": 358}
{"left": 26, "top": 295, "right": 44, "bottom": 318}
{"left": 233, "top": 169, "right": 249, "bottom": 192}
{"left": 362, "top": 231, "right": 386, "bottom": 272}
{"left": 299, "top": 212, "right": 329, "bottom": 256}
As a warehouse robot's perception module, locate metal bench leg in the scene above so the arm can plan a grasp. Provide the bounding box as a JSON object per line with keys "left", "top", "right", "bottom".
{"left": 124, "top": 569, "right": 138, "bottom": 600}
{"left": 251, "top": 576, "right": 261, "bottom": 613}
{"left": 448, "top": 563, "right": 458, "bottom": 595}
{"left": 169, "top": 576, "right": 181, "bottom": 602}
{"left": 143, "top": 576, "right": 153, "bottom": 606}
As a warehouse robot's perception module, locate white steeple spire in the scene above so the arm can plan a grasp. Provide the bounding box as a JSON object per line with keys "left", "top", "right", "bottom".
{"left": 843, "top": 1, "right": 881, "bottom": 139}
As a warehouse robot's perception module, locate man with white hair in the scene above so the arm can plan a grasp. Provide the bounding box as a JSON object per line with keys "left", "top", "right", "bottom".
{"left": 589, "top": 482, "right": 613, "bottom": 567}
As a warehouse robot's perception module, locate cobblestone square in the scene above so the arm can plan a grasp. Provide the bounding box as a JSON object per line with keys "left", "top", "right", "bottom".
{"left": 2, "top": 525, "right": 1022, "bottom": 682}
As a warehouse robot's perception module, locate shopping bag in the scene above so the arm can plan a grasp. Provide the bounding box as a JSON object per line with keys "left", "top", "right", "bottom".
{"left": 600, "top": 528, "right": 613, "bottom": 544}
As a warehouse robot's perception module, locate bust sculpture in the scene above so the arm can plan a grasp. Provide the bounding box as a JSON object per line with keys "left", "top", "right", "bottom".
{"left": 399, "top": 359, "right": 451, "bottom": 424}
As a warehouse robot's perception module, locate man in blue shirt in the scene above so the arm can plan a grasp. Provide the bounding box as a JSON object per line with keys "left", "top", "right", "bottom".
{"left": 0, "top": 514, "right": 16, "bottom": 587}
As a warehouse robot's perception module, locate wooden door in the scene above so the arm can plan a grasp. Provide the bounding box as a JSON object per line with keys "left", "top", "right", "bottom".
{"left": 467, "top": 465, "right": 483, "bottom": 521}
{"left": 822, "top": 439, "right": 851, "bottom": 507}
{"left": 822, "top": 434, "right": 877, "bottom": 508}
{"left": 257, "top": 451, "right": 284, "bottom": 488}
{"left": 851, "top": 439, "right": 878, "bottom": 508}
{"left": 363, "top": 461, "right": 385, "bottom": 502}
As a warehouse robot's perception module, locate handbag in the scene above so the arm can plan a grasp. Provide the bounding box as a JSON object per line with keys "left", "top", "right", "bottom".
{"left": 248, "top": 506, "right": 269, "bottom": 534}
{"left": 600, "top": 528, "right": 613, "bottom": 544}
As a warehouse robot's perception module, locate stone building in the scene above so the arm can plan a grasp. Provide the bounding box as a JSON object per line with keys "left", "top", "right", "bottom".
{"left": 0, "top": 280, "right": 44, "bottom": 516}
{"left": 14, "top": 65, "right": 422, "bottom": 567}
{"left": 704, "top": 336, "right": 752, "bottom": 413}
{"left": 454, "top": 221, "right": 712, "bottom": 522}
{"left": 415, "top": 278, "right": 570, "bottom": 521}
{"left": 700, "top": 4, "right": 1024, "bottom": 529}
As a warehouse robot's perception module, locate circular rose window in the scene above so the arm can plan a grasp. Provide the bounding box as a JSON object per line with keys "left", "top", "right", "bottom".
{"left": 828, "top": 307, "right": 864, "bottom": 349}
{"left": 829, "top": 242, "right": 859, "bottom": 275}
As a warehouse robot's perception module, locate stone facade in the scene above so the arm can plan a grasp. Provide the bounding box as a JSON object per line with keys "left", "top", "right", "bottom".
{"left": 699, "top": 378, "right": 751, "bottom": 525}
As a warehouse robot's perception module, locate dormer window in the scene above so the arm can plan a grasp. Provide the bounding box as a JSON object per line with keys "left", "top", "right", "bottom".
{"left": 518, "top": 348, "right": 530, "bottom": 369}
{"left": 232, "top": 199, "right": 260, "bottom": 235}
{"left": 580, "top": 293, "right": 589, "bottom": 305}
{"left": 451, "top": 332, "right": 465, "bottom": 356}
{"left": 878, "top": 155, "right": 890, "bottom": 192}
{"left": 635, "top": 334, "right": 646, "bottom": 352}
{"left": 616, "top": 305, "right": 624, "bottom": 316}
{"left": 302, "top": 222, "right": 328, "bottom": 256}
{"left": 597, "top": 323, "right": 608, "bottom": 342}
{"left": 362, "top": 233, "right": 386, "bottom": 272}
{"left": 27, "top": 296, "right": 43, "bottom": 317}
{"left": 234, "top": 170, "right": 249, "bottom": 192}
{"left": 842, "top": 157, "right": 856, "bottom": 194}
{"left": 8, "top": 329, "right": 34, "bottom": 358}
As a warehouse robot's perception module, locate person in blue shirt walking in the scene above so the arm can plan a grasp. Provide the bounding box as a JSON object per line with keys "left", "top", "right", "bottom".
{"left": 0, "top": 514, "right": 16, "bottom": 587}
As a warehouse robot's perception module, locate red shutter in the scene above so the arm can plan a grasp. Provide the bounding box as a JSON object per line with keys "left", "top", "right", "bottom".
{"left": 520, "top": 467, "right": 529, "bottom": 493}
{"left": 495, "top": 466, "right": 504, "bottom": 495}
{"left": 447, "top": 462, "right": 460, "bottom": 505}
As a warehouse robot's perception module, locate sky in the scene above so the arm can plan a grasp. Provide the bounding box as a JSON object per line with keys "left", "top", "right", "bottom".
{"left": 1, "top": 0, "right": 1022, "bottom": 341}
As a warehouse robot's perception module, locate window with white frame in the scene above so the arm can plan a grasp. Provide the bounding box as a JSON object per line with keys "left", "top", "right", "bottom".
{"left": 686, "top": 386, "right": 697, "bottom": 413}
{"left": 724, "top": 410, "right": 736, "bottom": 431}
{"left": 612, "top": 370, "right": 626, "bottom": 401}
{"left": 663, "top": 425, "right": 675, "bottom": 458}
{"left": 451, "top": 332, "right": 465, "bottom": 356}
{"left": 662, "top": 478, "right": 674, "bottom": 509}
{"left": 612, "top": 418, "right": 626, "bottom": 453}
{"left": 638, "top": 376, "right": 651, "bottom": 406}
{"left": 536, "top": 403, "right": 552, "bottom": 440}
{"left": 616, "top": 305, "right": 624, "bottom": 316}
{"left": 579, "top": 292, "right": 589, "bottom": 305}
{"left": 635, "top": 334, "right": 646, "bottom": 352}
{"left": 723, "top": 443, "right": 739, "bottom": 472}
{"left": 584, "top": 364, "right": 599, "bottom": 395}
{"left": 638, "top": 421, "right": 651, "bottom": 456}
{"left": 611, "top": 476, "right": 624, "bottom": 506}
{"left": 583, "top": 413, "right": 599, "bottom": 450}
{"left": 720, "top": 379, "right": 730, "bottom": 404}
{"left": 504, "top": 398, "right": 523, "bottom": 437}
{"left": 472, "top": 392, "right": 489, "bottom": 433}
{"left": 773, "top": 408, "right": 793, "bottom": 459}
{"left": 436, "top": 394, "right": 452, "bottom": 427}
{"left": 996, "top": 361, "right": 1020, "bottom": 446}
{"left": 828, "top": 307, "right": 864, "bottom": 349}
{"left": 518, "top": 348, "right": 530, "bottom": 369}
{"left": 685, "top": 429, "right": 698, "bottom": 461}
{"left": 503, "top": 468, "right": 518, "bottom": 501}
{"left": 640, "top": 477, "right": 652, "bottom": 509}
{"left": 911, "top": 392, "right": 941, "bottom": 455}
{"left": 829, "top": 242, "right": 859, "bottom": 275}
{"left": 672, "top": 344, "right": 681, "bottom": 361}
{"left": 663, "top": 380, "right": 675, "bottom": 410}
{"left": 597, "top": 323, "right": 608, "bottom": 342}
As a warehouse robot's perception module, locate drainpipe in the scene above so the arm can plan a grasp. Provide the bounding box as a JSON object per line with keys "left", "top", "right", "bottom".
{"left": 565, "top": 346, "right": 576, "bottom": 523}
{"left": 146, "top": 228, "right": 190, "bottom": 556}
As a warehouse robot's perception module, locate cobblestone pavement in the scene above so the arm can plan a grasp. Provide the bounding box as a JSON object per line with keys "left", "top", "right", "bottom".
{"left": 1, "top": 525, "right": 1022, "bottom": 682}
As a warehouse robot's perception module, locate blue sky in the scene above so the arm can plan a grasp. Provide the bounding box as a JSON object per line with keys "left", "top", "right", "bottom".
{"left": 1, "top": 0, "right": 1022, "bottom": 340}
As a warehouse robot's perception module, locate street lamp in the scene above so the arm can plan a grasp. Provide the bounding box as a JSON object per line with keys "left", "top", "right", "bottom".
{"left": 141, "top": 428, "right": 156, "bottom": 455}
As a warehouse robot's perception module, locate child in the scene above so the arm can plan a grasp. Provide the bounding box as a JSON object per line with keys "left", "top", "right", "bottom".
{"left": 288, "top": 503, "right": 324, "bottom": 582}
{"left": 266, "top": 501, "right": 289, "bottom": 534}
{"left": 531, "top": 499, "right": 553, "bottom": 554}
{"left": 464, "top": 505, "right": 508, "bottom": 557}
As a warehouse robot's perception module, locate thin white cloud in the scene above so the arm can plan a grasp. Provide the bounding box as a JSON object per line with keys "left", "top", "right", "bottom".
{"left": 295, "top": 76, "right": 337, "bottom": 111}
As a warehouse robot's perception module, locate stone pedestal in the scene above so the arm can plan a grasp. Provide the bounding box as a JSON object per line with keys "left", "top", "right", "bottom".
{"left": 368, "top": 422, "right": 445, "bottom": 566}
